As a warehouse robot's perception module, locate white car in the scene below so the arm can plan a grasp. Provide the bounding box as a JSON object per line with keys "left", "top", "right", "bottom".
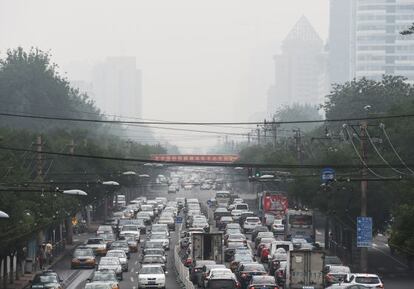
{"left": 243, "top": 216, "right": 262, "bottom": 233}
{"left": 138, "top": 265, "right": 166, "bottom": 289}
{"left": 119, "top": 224, "right": 140, "bottom": 242}
{"left": 106, "top": 249, "right": 128, "bottom": 272}
{"left": 98, "top": 257, "right": 123, "bottom": 280}
{"left": 231, "top": 209, "right": 243, "bottom": 221}
{"left": 271, "top": 219, "right": 285, "bottom": 235}
{"left": 203, "top": 268, "right": 233, "bottom": 288}
{"left": 342, "top": 273, "right": 384, "bottom": 288}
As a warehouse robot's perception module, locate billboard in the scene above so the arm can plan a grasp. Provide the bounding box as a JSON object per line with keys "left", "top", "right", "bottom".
{"left": 150, "top": 154, "right": 239, "bottom": 163}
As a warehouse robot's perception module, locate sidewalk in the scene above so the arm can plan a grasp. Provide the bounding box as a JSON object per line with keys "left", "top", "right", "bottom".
{"left": 4, "top": 223, "right": 99, "bottom": 289}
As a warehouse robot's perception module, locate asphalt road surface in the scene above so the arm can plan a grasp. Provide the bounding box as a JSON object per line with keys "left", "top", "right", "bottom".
{"left": 48, "top": 185, "right": 414, "bottom": 289}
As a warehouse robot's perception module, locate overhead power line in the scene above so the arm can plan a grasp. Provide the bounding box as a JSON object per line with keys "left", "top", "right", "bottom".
{"left": 1, "top": 111, "right": 414, "bottom": 126}
{"left": 0, "top": 145, "right": 413, "bottom": 170}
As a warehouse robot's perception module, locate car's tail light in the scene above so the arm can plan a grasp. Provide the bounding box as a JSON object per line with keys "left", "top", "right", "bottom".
{"left": 277, "top": 271, "right": 283, "bottom": 277}
{"left": 241, "top": 273, "right": 247, "bottom": 278}
{"left": 250, "top": 287, "right": 254, "bottom": 289}
{"left": 236, "top": 282, "right": 241, "bottom": 288}
{"left": 262, "top": 248, "right": 269, "bottom": 257}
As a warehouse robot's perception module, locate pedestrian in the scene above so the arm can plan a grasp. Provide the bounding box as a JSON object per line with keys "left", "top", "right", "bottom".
{"left": 45, "top": 240, "right": 53, "bottom": 265}
{"left": 36, "top": 245, "right": 45, "bottom": 270}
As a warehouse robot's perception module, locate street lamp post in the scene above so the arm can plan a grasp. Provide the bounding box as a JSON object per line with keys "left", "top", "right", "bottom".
{"left": 101, "top": 181, "right": 120, "bottom": 222}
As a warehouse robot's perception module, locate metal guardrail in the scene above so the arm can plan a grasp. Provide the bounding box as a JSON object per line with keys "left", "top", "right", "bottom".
{"left": 174, "top": 218, "right": 195, "bottom": 289}
{"left": 174, "top": 245, "right": 195, "bottom": 289}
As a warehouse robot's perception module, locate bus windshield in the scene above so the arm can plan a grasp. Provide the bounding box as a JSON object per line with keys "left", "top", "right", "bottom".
{"left": 289, "top": 215, "right": 312, "bottom": 226}
{"left": 216, "top": 192, "right": 230, "bottom": 199}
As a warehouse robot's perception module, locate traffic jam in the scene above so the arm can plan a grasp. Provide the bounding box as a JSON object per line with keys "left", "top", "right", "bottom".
{"left": 28, "top": 171, "right": 384, "bottom": 289}
{"left": 178, "top": 189, "right": 385, "bottom": 289}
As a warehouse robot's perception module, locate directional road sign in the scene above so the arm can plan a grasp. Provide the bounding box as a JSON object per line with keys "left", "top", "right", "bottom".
{"left": 321, "top": 167, "right": 335, "bottom": 183}
{"left": 176, "top": 216, "right": 183, "bottom": 224}
{"left": 357, "top": 216, "right": 372, "bottom": 248}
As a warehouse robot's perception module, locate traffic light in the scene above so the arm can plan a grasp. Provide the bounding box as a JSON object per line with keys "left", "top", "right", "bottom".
{"left": 247, "top": 168, "right": 253, "bottom": 178}
{"left": 254, "top": 168, "right": 261, "bottom": 178}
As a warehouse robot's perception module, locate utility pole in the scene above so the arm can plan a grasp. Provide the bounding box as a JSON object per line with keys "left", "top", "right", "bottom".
{"left": 257, "top": 126, "right": 261, "bottom": 146}
{"left": 66, "top": 139, "right": 75, "bottom": 245}
{"left": 69, "top": 139, "right": 75, "bottom": 155}
{"left": 293, "top": 129, "right": 303, "bottom": 164}
{"left": 272, "top": 117, "right": 277, "bottom": 150}
{"left": 36, "top": 136, "right": 43, "bottom": 181}
{"left": 247, "top": 133, "right": 251, "bottom": 145}
{"left": 360, "top": 120, "right": 368, "bottom": 272}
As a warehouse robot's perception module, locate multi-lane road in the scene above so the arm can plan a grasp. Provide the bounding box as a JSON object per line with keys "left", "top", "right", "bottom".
{"left": 45, "top": 185, "right": 414, "bottom": 289}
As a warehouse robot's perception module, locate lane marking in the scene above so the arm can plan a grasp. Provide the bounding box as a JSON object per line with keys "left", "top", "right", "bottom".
{"left": 130, "top": 277, "right": 134, "bottom": 282}
{"left": 135, "top": 261, "right": 138, "bottom": 265}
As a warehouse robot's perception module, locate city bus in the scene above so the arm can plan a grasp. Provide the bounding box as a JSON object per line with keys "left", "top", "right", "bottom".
{"left": 215, "top": 190, "right": 231, "bottom": 207}
{"left": 285, "top": 209, "right": 315, "bottom": 243}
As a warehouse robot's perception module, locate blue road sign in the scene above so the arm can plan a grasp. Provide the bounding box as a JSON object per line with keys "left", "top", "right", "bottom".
{"left": 176, "top": 216, "right": 183, "bottom": 224}
{"left": 321, "top": 168, "right": 335, "bottom": 182}
{"left": 357, "top": 216, "right": 372, "bottom": 248}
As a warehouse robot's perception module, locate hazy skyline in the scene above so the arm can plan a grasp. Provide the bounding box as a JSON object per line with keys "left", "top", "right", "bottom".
{"left": 0, "top": 0, "right": 329, "bottom": 151}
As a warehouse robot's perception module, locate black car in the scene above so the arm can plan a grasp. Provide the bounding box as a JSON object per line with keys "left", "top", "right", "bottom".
{"left": 238, "top": 212, "right": 256, "bottom": 227}
{"left": 190, "top": 260, "right": 216, "bottom": 285}
{"left": 251, "top": 226, "right": 269, "bottom": 241}
{"left": 31, "top": 270, "right": 63, "bottom": 289}
{"left": 247, "top": 276, "right": 277, "bottom": 289}
{"left": 224, "top": 242, "right": 248, "bottom": 262}
{"left": 110, "top": 240, "right": 131, "bottom": 259}
{"left": 235, "top": 263, "right": 267, "bottom": 289}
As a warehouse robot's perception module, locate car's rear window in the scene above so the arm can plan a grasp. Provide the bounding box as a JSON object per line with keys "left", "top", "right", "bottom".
{"left": 243, "top": 264, "right": 265, "bottom": 272}
{"left": 208, "top": 279, "right": 235, "bottom": 289}
{"left": 355, "top": 276, "right": 380, "bottom": 284}
{"left": 246, "top": 217, "right": 260, "bottom": 222}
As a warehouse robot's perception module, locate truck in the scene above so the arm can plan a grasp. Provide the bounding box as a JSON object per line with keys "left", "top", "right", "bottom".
{"left": 258, "top": 191, "right": 288, "bottom": 227}
{"left": 192, "top": 232, "right": 223, "bottom": 264}
{"left": 286, "top": 250, "right": 324, "bottom": 289}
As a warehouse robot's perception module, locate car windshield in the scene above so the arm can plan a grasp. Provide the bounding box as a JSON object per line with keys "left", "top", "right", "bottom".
{"left": 107, "top": 251, "right": 124, "bottom": 258}
{"left": 33, "top": 275, "right": 58, "bottom": 284}
{"left": 207, "top": 280, "right": 234, "bottom": 289}
{"left": 87, "top": 239, "right": 103, "bottom": 244}
{"left": 100, "top": 258, "right": 119, "bottom": 265}
{"left": 122, "top": 225, "right": 138, "bottom": 231}
{"left": 252, "top": 276, "right": 275, "bottom": 284}
{"left": 112, "top": 242, "right": 127, "bottom": 247}
{"left": 143, "top": 256, "right": 163, "bottom": 263}
{"left": 355, "top": 276, "right": 380, "bottom": 284}
{"left": 246, "top": 217, "right": 260, "bottom": 222}
{"left": 140, "top": 266, "right": 164, "bottom": 274}
{"left": 85, "top": 284, "right": 111, "bottom": 289}
{"left": 74, "top": 249, "right": 93, "bottom": 257}
{"left": 243, "top": 264, "right": 265, "bottom": 272}
{"left": 145, "top": 249, "right": 164, "bottom": 255}
{"left": 229, "top": 234, "right": 245, "bottom": 240}
{"left": 92, "top": 272, "right": 117, "bottom": 281}
{"left": 234, "top": 255, "right": 253, "bottom": 262}
{"left": 146, "top": 241, "right": 163, "bottom": 248}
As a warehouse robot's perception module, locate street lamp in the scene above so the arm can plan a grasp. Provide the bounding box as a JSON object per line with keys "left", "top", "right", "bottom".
{"left": 0, "top": 210, "right": 9, "bottom": 218}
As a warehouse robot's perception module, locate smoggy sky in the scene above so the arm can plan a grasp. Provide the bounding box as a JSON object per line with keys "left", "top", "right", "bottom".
{"left": 0, "top": 0, "right": 329, "bottom": 151}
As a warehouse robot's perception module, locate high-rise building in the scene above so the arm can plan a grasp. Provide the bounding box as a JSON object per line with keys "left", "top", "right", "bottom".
{"left": 352, "top": 0, "right": 414, "bottom": 81}
{"left": 328, "top": 0, "right": 353, "bottom": 84}
{"left": 92, "top": 57, "right": 142, "bottom": 118}
{"left": 267, "top": 16, "right": 328, "bottom": 114}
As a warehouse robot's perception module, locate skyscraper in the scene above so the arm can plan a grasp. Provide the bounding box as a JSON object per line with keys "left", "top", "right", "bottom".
{"left": 267, "top": 16, "right": 328, "bottom": 113}
{"left": 328, "top": 0, "right": 353, "bottom": 84}
{"left": 352, "top": 0, "right": 414, "bottom": 81}
{"left": 92, "top": 57, "right": 142, "bottom": 118}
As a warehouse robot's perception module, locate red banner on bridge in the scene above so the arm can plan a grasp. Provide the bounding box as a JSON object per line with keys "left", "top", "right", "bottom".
{"left": 150, "top": 154, "right": 239, "bottom": 164}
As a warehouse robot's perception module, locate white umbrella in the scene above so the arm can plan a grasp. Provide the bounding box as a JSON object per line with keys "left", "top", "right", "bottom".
{"left": 0, "top": 210, "right": 10, "bottom": 218}
{"left": 102, "top": 181, "right": 120, "bottom": 186}
{"left": 62, "top": 189, "right": 88, "bottom": 196}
